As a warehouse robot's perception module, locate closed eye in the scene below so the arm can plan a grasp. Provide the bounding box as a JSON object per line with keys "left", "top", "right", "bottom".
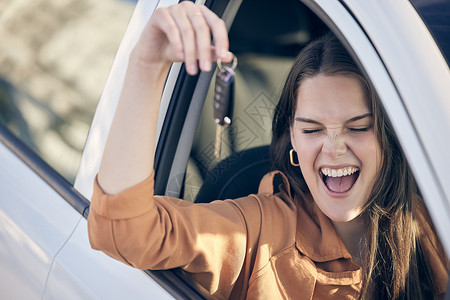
{"left": 302, "top": 129, "right": 322, "bottom": 134}
{"left": 348, "top": 126, "right": 372, "bottom": 133}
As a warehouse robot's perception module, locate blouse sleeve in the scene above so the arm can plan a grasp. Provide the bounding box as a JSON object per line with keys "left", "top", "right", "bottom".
{"left": 87, "top": 171, "right": 262, "bottom": 298}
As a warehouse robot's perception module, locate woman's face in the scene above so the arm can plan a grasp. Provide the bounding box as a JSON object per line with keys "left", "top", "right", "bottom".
{"left": 290, "top": 74, "right": 382, "bottom": 222}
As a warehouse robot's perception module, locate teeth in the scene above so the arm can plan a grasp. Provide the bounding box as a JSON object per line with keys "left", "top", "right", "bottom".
{"left": 321, "top": 167, "right": 359, "bottom": 178}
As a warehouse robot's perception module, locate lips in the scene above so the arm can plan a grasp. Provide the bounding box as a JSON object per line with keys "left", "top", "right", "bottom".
{"left": 320, "top": 167, "right": 360, "bottom": 193}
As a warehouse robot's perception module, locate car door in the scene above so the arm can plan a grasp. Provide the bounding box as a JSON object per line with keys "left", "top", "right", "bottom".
{"left": 0, "top": 0, "right": 180, "bottom": 298}
{"left": 0, "top": 129, "right": 83, "bottom": 299}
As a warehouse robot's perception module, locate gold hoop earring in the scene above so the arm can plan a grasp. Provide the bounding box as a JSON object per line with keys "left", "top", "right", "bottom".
{"left": 289, "top": 149, "right": 300, "bottom": 166}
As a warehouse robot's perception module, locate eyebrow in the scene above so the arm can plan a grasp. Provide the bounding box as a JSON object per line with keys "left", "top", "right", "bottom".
{"left": 295, "top": 113, "right": 373, "bottom": 126}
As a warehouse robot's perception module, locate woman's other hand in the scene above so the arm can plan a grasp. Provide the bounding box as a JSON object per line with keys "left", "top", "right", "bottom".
{"left": 133, "top": 1, "right": 233, "bottom": 75}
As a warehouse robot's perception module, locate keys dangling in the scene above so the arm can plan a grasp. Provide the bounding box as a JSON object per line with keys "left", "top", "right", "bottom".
{"left": 213, "top": 54, "right": 237, "bottom": 158}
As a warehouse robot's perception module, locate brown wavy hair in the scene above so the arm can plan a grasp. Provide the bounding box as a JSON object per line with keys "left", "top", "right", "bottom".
{"left": 270, "top": 33, "right": 447, "bottom": 299}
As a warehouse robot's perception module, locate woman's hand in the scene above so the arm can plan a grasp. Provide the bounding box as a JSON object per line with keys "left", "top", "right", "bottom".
{"left": 133, "top": 1, "right": 233, "bottom": 75}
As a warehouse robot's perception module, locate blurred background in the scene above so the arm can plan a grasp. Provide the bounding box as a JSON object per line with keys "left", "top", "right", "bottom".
{"left": 0, "top": 0, "right": 137, "bottom": 182}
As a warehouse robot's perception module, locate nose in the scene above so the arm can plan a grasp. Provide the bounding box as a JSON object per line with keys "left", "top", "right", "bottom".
{"left": 322, "top": 134, "right": 347, "bottom": 158}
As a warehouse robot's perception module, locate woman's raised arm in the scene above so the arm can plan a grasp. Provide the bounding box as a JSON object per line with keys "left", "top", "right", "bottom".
{"left": 97, "top": 2, "right": 232, "bottom": 194}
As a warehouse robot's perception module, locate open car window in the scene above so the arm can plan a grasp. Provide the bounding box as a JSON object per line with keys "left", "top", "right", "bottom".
{"left": 0, "top": 0, "right": 136, "bottom": 183}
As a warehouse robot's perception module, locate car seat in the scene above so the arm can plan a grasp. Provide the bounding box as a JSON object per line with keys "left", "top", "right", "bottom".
{"left": 194, "top": 145, "right": 271, "bottom": 203}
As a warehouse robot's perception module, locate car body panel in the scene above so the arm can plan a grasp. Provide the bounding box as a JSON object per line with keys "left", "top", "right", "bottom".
{"left": 43, "top": 218, "right": 173, "bottom": 300}
{"left": 0, "top": 141, "right": 81, "bottom": 299}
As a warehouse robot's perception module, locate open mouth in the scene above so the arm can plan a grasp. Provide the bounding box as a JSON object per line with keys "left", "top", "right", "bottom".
{"left": 320, "top": 167, "right": 360, "bottom": 193}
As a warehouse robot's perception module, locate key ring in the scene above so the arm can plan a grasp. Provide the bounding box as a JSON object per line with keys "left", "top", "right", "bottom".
{"left": 217, "top": 53, "right": 238, "bottom": 70}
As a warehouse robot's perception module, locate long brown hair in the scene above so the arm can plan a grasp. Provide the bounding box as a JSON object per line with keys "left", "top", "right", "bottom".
{"left": 270, "top": 33, "right": 446, "bottom": 299}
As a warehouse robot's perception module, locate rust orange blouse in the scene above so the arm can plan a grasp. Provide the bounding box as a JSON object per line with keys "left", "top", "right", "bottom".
{"left": 88, "top": 171, "right": 448, "bottom": 299}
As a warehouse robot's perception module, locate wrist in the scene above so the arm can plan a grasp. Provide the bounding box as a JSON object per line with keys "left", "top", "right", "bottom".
{"left": 129, "top": 47, "right": 171, "bottom": 76}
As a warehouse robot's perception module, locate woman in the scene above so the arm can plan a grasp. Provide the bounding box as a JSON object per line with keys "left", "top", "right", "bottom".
{"left": 88, "top": 2, "right": 448, "bottom": 299}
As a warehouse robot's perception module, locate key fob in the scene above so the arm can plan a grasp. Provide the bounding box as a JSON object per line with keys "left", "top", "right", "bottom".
{"left": 213, "top": 66, "right": 235, "bottom": 127}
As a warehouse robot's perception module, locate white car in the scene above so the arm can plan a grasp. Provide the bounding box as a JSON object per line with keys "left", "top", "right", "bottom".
{"left": 1, "top": 0, "right": 449, "bottom": 298}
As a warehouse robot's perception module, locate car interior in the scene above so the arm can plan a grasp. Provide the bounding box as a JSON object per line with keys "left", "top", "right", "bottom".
{"left": 182, "top": 0, "right": 328, "bottom": 203}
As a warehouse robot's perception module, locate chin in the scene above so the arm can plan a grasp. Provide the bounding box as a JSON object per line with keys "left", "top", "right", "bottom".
{"left": 328, "top": 214, "right": 358, "bottom": 223}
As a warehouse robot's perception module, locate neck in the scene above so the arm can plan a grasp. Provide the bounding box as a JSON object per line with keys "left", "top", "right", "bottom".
{"left": 332, "top": 215, "right": 365, "bottom": 265}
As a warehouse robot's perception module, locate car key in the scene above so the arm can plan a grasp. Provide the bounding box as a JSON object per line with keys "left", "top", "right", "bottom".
{"left": 214, "top": 55, "right": 237, "bottom": 158}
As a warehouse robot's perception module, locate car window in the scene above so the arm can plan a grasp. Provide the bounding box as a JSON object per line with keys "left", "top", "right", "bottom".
{"left": 0, "top": 0, "right": 136, "bottom": 183}
{"left": 410, "top": 0, "right": 450, "bottom": 67}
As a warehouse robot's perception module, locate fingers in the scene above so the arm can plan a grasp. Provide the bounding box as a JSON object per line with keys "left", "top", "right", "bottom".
{"left": 151, "top": 8, "right": 184, "bottom": 60}
{"left": 189, "top": 10, "right": 213, "bottom": 73}
{"left": 170, "top": 4, "right": 203, "bottom": 74}
{"left": 198, "top": 5, "right": 231, "bottom": 62}
{"left": 154, "top": 2, "right": 231, "bottom": 75}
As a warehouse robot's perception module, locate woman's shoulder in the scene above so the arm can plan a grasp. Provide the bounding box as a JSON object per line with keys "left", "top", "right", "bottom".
{"left": 228, "top": 171, "right": 298, "bottom": 232}
{"left": 232, "top": 170, "right": 297, "bottom": 209}
{"left": 226, "top": 171, "right": 298, "bottom": 255}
